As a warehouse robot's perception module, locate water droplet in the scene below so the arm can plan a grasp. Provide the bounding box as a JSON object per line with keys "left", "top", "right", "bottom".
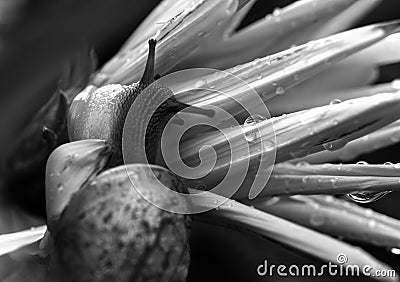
{"left": 323, "top": 139, "right": 347, "bottom": 151}
{"left": 264, "top": 197, "right": 280, "bottom": 206}
{"left": 272, "top": 8, "right": 281, "bottom": 16}
{"left": 392, "top": 79, "right": 400, "bottom": 90}
{"left": 169, "top": 54, "right": 175, "bottom": 59}
{"left": 329, "top": 177, "right": 339, "bottom": 187}
{"left": 294, "top": 74, "right": 300, "bottom": 81}
{"left": 384, "top": 162, "right": 394, "bottom": 166}
{"left": 345, "top": 191, "right": 390, "bottom": 204}
{"left": 329, "top": 99, "right": 342, "bottom": 105}
{"left": 57, "top": 184, "right": 64, "bottom": 192}
{"left": 310, "top": 213, "right": 325, "bottom": 226}
{"left": 356, "top": 161, "right": 369, "bottom": 165}
{"left": 332, "top": 119, "right": 339, "bottom": 126}
{"left": 243, "top": 115, "right": 266, "bottom": 142}
{"left": 49, "top": 172, "right": 55, "bottom": 177}
{"left": 302, "top": 176, "right": 309, "bottom": 184}
{"left": 296, "top": 161, "right": 309, "bottom": 167}
{"left": 275, "top": 87, "right": 285, "bottom": 95}
{"left": 368, "top": 220, "right": 376, "bottom": 228}
{"left": 307, "top": 128, "right": 314, "bottom": 136}
{"left": 195, "top": 79, "right": 207, "bottom": 88}
{"left": 391, "top": 248, "right": 400, "bottom": 255}
{"left": 257, "top": 74, "right": 263, "bottom": 80}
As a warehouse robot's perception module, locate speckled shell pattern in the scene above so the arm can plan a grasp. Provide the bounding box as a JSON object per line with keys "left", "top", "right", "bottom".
{"left": 48, "top": 164, "right": 191, "bottom": 282}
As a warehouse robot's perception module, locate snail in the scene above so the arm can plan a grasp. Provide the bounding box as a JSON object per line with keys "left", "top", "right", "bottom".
{"left": 47, "top": 164, "right": 191, "bottom": 282}
{"left": 68, "top": 39, "right": 213, "bottom": 166}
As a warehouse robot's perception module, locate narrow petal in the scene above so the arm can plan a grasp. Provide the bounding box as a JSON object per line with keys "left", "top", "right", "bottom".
{"left": 45, "top": 140, "right": 111, "bottom": 224}
{"left": 302, "top": 117, "right": 400, "bottom": 163}
{"left": 175, "top": 21, "right": 400, "bottom": 117}
{"left": 93, "top": 0, "right": 238, "bottom": 85}
{"left": 267, "top": 79, "right": 398, "bottom": 116}
{"left": 191, "top": 189, "right": 396, "bottom": 281}
{"left": 253, "top": 162, "right": 400, "bottom": 197}
{"left": 180, "top": 0, "right": 362, "bottom": 69}
{"left": 251, "top": 194, "right": 400, "bottom": 248}
{"left": 0, "top": 226, "right": 46, "bottom": 257}
{"left": 312, "top": 0, "right": 382, "bottom": 39}
{"left": 179, "top": 92, "right": 400, "bottom": 191}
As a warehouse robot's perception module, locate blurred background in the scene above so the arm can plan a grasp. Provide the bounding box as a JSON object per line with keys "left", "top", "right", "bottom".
{"left": 0, "top": 0, "right": 399, "bottom": 281}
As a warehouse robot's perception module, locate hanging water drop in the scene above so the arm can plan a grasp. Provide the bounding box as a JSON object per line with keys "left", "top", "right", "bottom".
{"left": 345, "top": 191, "right": 391, "bottom": 204}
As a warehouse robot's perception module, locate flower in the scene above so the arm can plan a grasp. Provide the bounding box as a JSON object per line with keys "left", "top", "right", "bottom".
{"left": 1, "top": 0, "right": 400, "bottom": 281}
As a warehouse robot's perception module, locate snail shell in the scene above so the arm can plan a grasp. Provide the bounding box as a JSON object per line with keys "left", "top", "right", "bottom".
{"left": 48, "top": 164, "right": 191, "bottom": 282}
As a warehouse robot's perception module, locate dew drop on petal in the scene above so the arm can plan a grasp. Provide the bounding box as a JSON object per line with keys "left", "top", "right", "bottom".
{"left": 296, "top": 161, "right": 309, "bottom": 167}
{"left": 329, "top": 177, "right": 339, "bottom": 187}
{"left": 345, "top": 191, "right": 390, "bottom": 204}
{"left": 264, "top": 197, "right": 280, "bottom": 206}
{"left": 310, "top": 213, "right": 325, "bottom": 227}
{"left": 356, "top": 161, "right": 369, "bottom": 165}
{"left": 329, "top": 99, "right": 342, "bottom": 105}
{"left": 57, "top": 184, "right": 64, "bottom": 192}
{"left": 323, "top": 139, "right": 347, "bottom": 152}
{"left": 391, "top": 248, "right": 400, "bottom": 255}
{"left": 384, "top": 162, "right": 394, "bottom": 166}
{"left": 302, "top": 176, "right": 309, "bottom": 184}
{"left": 243, "top": 115, "right": 266, "bottom": 142}
{"left": 367, "top": 220, "right": 376, "bottom": 228}
{"left": 195, "top": 79, "right": 207, "bottom": 88}
{"left": 275, "top": 87, "right": 285, "bottom": 95}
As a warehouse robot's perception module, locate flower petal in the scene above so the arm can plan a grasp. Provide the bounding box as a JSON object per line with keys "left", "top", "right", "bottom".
{"left": 93, "top": 0, "right": 238, "bottom": 85}
{"left": 302, "top": 117, "right": 400, "bottom": 163}
{"left": 191, "top": 189, "right": 396, "bottom": 280}
{"left": 175, "top": 21, "right": 400, "bottom": 117}
{"left": 252, "top": 194, "right": 400, "bottom": 248}
{"left": 180, "top": 92, "right": 400, "bottom": 189}
{"left": 253, "top": 162, "right": 400, "bottom": 197}
{"left": 0, "top": 226, "right": 46, "bottom": 257}
{"left": 180, "top": 0, "right": 366, "bottom": 69}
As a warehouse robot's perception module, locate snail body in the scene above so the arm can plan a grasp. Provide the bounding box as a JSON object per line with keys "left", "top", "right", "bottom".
{"left": 48, "top": 164, "right": 191, "bottom": 282}
{"left": 68, "top": 39, "right": 212, "bottom": 166}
